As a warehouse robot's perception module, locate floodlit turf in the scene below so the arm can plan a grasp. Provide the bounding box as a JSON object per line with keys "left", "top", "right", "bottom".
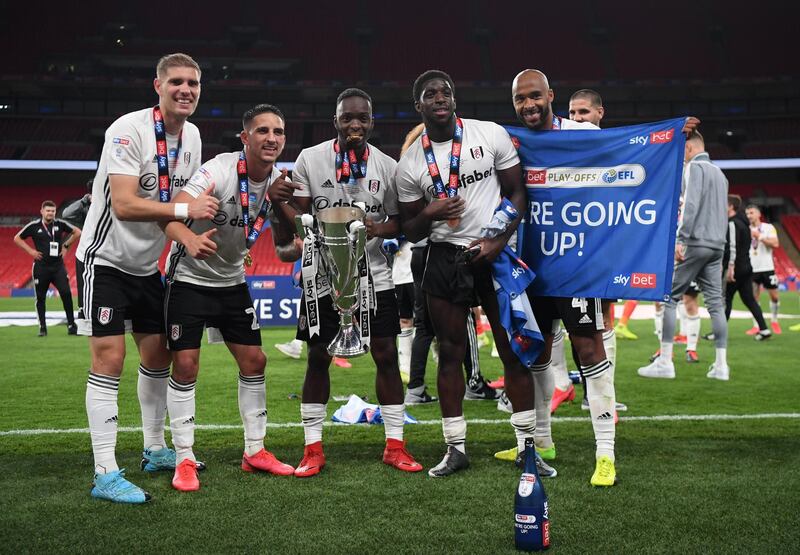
{"left": 1, "top": 294, "right": 799, "bottom": 553}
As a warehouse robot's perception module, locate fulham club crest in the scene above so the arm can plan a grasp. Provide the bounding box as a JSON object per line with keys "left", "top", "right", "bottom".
{"left": 97, "top": 307, "right": 113, "bottom": 325}
{"left": 470, "top": 146, "right": 484, "bottom": 160}
{"left": 170, "top": 324, "right": 182, "bottom": 341}
{"left": 368, "top": 180, "right": 380, "bottom": 194}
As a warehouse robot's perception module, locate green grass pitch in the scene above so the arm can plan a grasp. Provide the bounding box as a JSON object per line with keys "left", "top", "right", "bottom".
{"left": 1, "top": 294, "right": 798, "bottom": 553}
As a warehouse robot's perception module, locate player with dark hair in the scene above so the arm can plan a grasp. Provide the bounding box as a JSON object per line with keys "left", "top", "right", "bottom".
{"left": 63, "top": 178, "right": 94, "bottom": 319}
{"left": 639, "top": 130, "right": 730, "bottom": 380}
{"left": 14, "top": 200, "right": 80, "bottom": 336}
{"left": 160, "top": 103, "right": 295, "bottom": 491}
{"left": 724, "top": 195, "right": 771, "bottom": 338}
{"left": 268, "top": 87, "right": 422, "bottom": 477}
{"left": 395, "top": 69, "right": 531, "bottom": 477}
{"left": 745, "top": 204, "right": 782, "bottom": 334}
{"left": 75, "top": 52, "right": 218, "bottom": 503}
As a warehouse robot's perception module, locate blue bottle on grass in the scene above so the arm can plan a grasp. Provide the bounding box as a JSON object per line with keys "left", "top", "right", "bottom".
{"left": 514, "top": 438, "right": 550, "bottom": 551}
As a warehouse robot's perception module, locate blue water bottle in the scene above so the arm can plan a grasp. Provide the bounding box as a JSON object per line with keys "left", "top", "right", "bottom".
{"left": 514, "top": 438, "right": 550, "bottom": 551}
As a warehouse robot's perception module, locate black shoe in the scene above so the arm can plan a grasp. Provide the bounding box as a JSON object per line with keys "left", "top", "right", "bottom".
{"left": 428, "top": 446, "right": 469, "bottom": 477}
{"left": 67, "top": 324, "right": 78, "bottom": 335}
{"left": 38, "top": 328, "right": 47, "bottom": 337}
{"left": 404, "top": 388, "right": 438, "bottom": 405}
{"left": 464, "top": 381, "right": 500, "bottom": 400}
{"left": 515, "top": 451, "right": 558, "bottom": 477}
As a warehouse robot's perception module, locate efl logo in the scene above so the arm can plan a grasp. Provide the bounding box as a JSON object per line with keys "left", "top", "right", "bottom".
{"left": 650, "top": 129, "right": 674, "bottom": 144}
{"left": 525, "top": 169, "right": 546, "bottom": 185}
{"left": 631, "top": 273, "right": 657, "bottom": 288}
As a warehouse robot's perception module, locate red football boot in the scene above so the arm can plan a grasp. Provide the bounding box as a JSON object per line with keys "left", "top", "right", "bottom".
{"left": 487, "top": 376, "right": 505, "bottom": 389}
{"left": 242, "top": 448, "right": 295, "bottom": 476}
{"left": 745, "top": 326, "right": 759, "bottom": 336}
{"left": 294, "top": 441, "right": 326, "bottom": 478}
{"left": 383, "top": 439, "right": 423, "bottom": 472}
{"left": 550, "top": 384, "right": 575, "bottom": 414}
{"left": 172, "top": 458, "right": 200, "bottom": 492}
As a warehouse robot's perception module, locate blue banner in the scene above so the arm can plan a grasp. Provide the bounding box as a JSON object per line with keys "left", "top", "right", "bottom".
{"left": 247, "top": 275, "right": 301, "bottom": 326}
{"left": 505, "top": 118, "right": 686, "bottom": 301}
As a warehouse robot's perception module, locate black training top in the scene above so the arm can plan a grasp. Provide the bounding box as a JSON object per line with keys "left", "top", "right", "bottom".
{"left": 19, "top": 218, "right": 76, "bottom": 266}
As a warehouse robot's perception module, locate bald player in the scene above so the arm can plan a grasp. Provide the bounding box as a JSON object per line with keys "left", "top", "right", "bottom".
{"left": 503, "top": 69, "right": 618, "bottom": 487}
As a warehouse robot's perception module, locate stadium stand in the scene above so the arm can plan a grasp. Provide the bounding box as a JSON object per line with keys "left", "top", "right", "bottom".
{"left": 782, "top": 215, "right": 800, "bottom": 251}
{"left": 0, "top": 185, "right": 86, "bottom": 217}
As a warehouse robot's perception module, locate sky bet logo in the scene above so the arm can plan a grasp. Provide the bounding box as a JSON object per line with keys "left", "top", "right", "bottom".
{"left": 613, "top": 273, "right": 657, "bottom": 288}
{"left": 630, "top": 129, "right": 674, "bottom": 146}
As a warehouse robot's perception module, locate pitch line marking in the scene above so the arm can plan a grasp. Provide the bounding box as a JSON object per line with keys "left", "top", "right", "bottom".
{"left": 1, "top": 412, "right": 798, "bottom": 437}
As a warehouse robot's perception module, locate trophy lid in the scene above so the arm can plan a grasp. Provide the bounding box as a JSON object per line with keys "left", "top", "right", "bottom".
{"left": 317, "top": 206, "right": 366, "bottom": 224}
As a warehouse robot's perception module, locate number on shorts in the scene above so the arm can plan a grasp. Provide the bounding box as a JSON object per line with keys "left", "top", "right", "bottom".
{"left": 245, "top": 307, "right": 259, "bottom": 330}
{"left": 571, "top": 297, "right": 588, "bottom": 313}
{"left": 769, "top": 274, "right": 779, "bottom": 287}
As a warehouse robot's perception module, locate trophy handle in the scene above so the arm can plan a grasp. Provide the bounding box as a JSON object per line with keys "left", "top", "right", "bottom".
{"left": 294, "top": 214, "right": 306, "bottom": 240}
{"left": 350, "top": 221, "right": 367, "bottom": 264}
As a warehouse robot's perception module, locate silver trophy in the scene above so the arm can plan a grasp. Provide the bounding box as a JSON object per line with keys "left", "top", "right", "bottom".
{"left": 296, "top": 206, "right": 368, "bottom": 357}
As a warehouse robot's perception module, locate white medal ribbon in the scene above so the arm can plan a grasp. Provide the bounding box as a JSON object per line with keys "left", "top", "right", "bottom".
{"left": 301, "top": 219, "right": 320, "bottom": 338}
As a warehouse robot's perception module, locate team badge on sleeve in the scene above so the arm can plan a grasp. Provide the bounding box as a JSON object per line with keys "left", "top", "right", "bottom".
{"left": 98, "top": 307, "right": 113, "bottom": 325}
{"left": 369, "top": 180, "right": 380, "bottom": 194}
{"left": 170, "top": 324, "right": 182, "bottom": 341}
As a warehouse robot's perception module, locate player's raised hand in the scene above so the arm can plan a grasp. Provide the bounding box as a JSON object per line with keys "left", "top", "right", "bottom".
{"left": 185, "top": 228, "right": 218, "bottom": 260}
{"left": 268, "top": 169, "right": 301, "bottom": 204}
{"left": 682, "top": 117, "right": 701, "bottom": 136}
{"left": 425, "top": 196, "right": 465, "bottom": 222}
{"left": 188, "top": 185, "right": 219, "bottom": 220}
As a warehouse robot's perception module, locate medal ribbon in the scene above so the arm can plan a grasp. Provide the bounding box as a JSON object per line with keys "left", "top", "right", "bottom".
{"left": 236, "top": 151, "right": 273, "bottom": 249}
{"left": 334, "top": 140, "right": 369, "bottom": 183}
{"left": 421, "top": 117, "right": 463, "bottom": 199}
{"left": 153, "top": 106, "right": 182, "bottom": 202}
{"left": 300, "top": 222, "right": 321, "bottom": 338}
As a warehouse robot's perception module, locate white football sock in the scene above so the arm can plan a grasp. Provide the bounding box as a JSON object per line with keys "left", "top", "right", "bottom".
{"left": 167, "top": 377, "right": 196, "bottom": 464}
{"left": 686, "top": 315, "right": 701, "bottom": 351}
{"left": 654, "top": 304, "right": 664, "bottom": 340}
{"left": 86, "top": 372, "right": 120, "bottom": 474}
{"left": 678, "top": 301, "right": 687, "bottom": 336}
{"left": 380, "top": 404, "right": 405, "bottom": 441}
{"left": 300, "top": 403, "right": 326, "bottom": 445}
{"left": 660, "top": 341, "right": 674, "bottom": 361}
{"left": 531, "top": 362, "right": 553, "bottom": 449}
{"left": 602, "top": 328, "right": 616, "bottom": 369}
{"left": 715, "top": 347, "right": 728, "bottom": 368}
{"left": 584, "top": 361, "right": 615, "bottom": 461}
{"left": 770, "top": 300, "right": 779, "bottom": 323}
{"left": 397, "top": 327, "right": 414, "bottom": 374}
{"left": 442, "top": 415, "right": 467, "bottom": 453}
{"left": 551, "top": 327, "right": 571, "bottom": 390}
{"left": 510, "top": 409, "right": 537, "bottom": 453}
{"left": 239, "top": 373, "right": 267, "bottom": 456}
{"left": 137, "top": 364, "right": 169, "bottom": 452}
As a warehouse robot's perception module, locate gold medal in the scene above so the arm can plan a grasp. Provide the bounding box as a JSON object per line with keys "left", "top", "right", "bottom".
{"left": 244, "top": 251, "right": 253, "bottom": 267}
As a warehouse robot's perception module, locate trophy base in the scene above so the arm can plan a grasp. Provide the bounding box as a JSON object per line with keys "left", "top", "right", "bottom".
{"left": 327, "top": 323, "right": 369, "bottom": 358}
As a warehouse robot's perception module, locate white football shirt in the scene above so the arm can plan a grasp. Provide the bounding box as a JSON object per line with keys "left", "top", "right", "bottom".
{"left": 166, "top": 151, "right": 282, "bottom": 287}
{"left": 749, "top": 222, "right": 777, "bottom": 273}
{"left": 76, "top": 107, "right": 201, "bottom": 276}
{"left": 293, "top": 139, "right": 399, "bottom": 293}
{"left": 395, "top": 118, "right": 520, "bottom": 247}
